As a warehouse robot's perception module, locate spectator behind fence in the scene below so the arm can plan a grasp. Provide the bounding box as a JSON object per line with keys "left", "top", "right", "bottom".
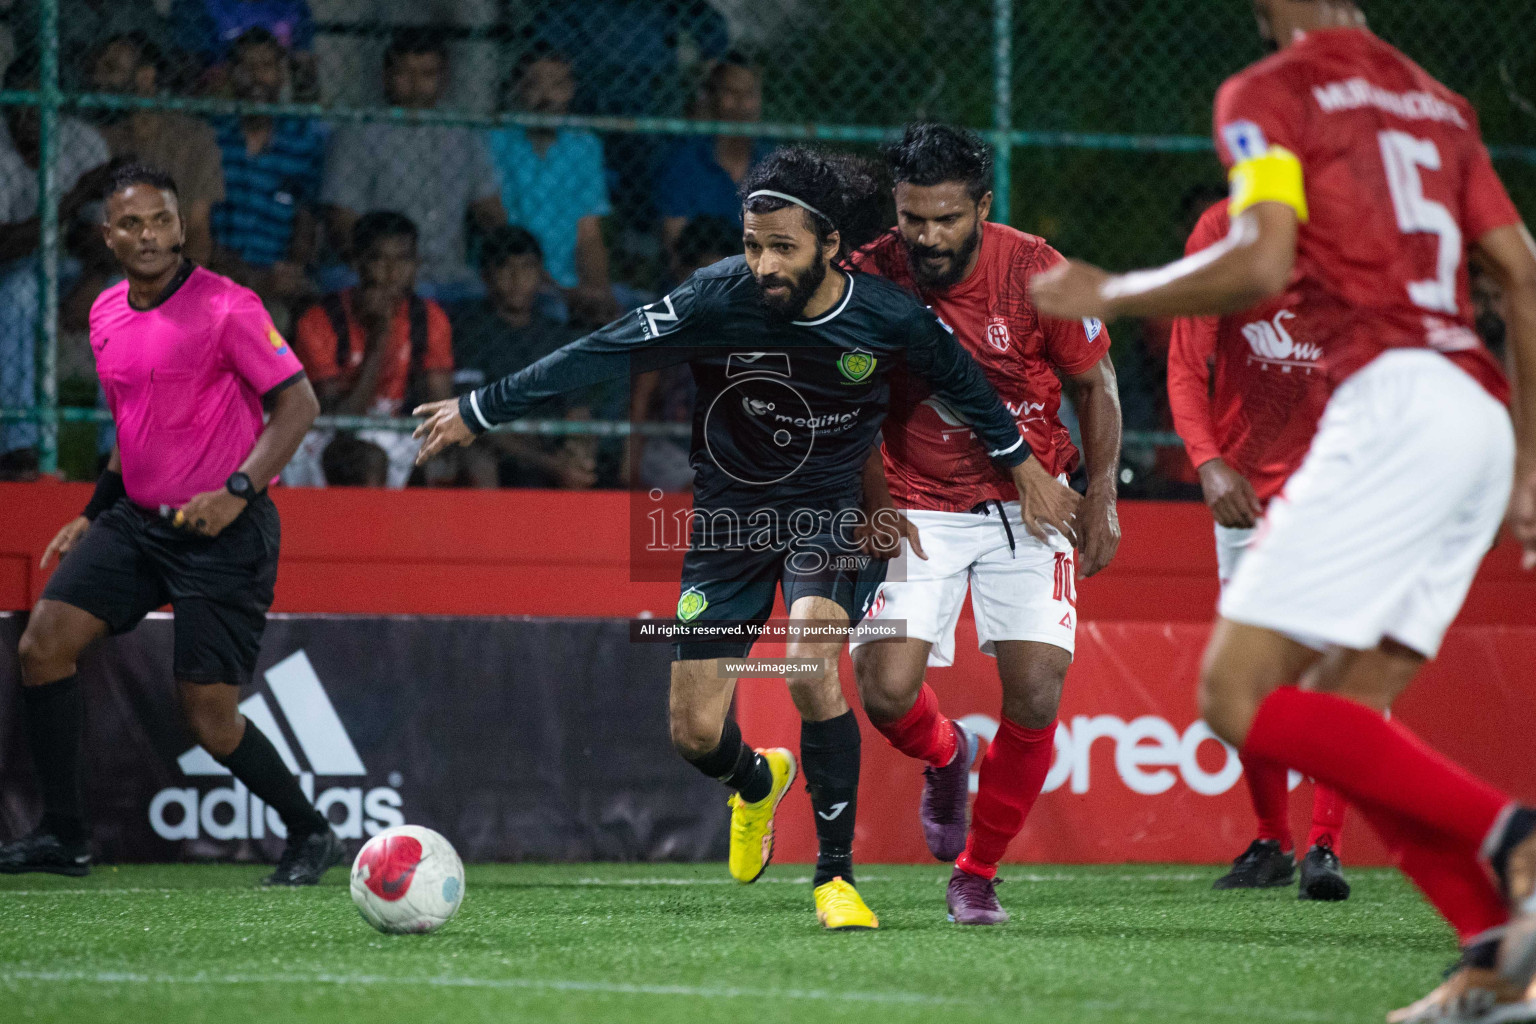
{"left": 90, "top": 32, "right": 223, "bottom": 266}
{"left": 655, "top": 51, "right": 767, "bottom": 269}
{"left": 0, "top": 62, "right": 110, "bottom": 477}
{"left": 288, "top": 211, "right": 454, "bottom": 489}
{"left": 6, "top": 0, "right": 174, "bottom": 90}
{"left": 209, "top": 27, "right": 322, "bottom": 317}
{"left": 322, "top": 30, "right": 505, "bottom": 304}
{"left": 170, "top": 0, "right": 317, "bottom": 99}
{"left": 527, "top": 1, "right": 730, "bottom": 118}
{"left": 487, "top": 47, "right": 616, "bottom": 327}
{"left": 448, "top": 225, "right": 597, "bottom": 490}
{"left": 627, "top": 216, "right": 735, "bottom": 492}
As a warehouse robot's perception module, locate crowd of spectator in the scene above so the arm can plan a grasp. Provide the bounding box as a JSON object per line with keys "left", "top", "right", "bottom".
{"left": 0, "top": 1, "right": 768, "bottom": 489}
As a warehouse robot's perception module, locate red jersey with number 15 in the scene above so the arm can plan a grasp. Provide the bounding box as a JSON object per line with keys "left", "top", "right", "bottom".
{"left": 850, "top": 222, "right": 1110, "bottom": 513}
{"left": 1214, "top": 28, "right": 1516, "bottom": 394}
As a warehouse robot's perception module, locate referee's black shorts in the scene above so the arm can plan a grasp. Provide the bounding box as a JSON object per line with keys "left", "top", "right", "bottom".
{"left": 41, "top": 494, "right": 280, "bottom": 686}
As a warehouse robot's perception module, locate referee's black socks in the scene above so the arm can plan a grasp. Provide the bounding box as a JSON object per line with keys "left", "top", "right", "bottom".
{"left": 218, "top": 721, "right": 329, "bottom": 838}
{"left": 801, "top": 710, "right": 861, "bottom": 888}
{"left": 21, "top": 676, "right": 88, "bottom": 845}
{"left": 682, "top": 717, "right": 774, "bottom": 804}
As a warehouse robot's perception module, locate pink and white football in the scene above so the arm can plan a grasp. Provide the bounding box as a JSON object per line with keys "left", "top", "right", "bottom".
{"left": 350, "top": 825, "right": 464, "bottom": 934}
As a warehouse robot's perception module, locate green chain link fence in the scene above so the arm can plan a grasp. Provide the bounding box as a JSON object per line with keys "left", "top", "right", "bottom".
{"left": 0, "top": 0, "right": 1529, "bottom": 491}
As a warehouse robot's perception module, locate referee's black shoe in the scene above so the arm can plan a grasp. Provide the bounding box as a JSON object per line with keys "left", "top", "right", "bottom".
{"left": 1298, "top": 840, "right": 1351, "bottom": 901}
{"left": 0, "top": 829, "right": 91, "bottom": 877}
{"left": 1212, "top": 839, "right": 1295, "bottom": 890}
{"left": 262, "top": 828, "right": 343, "bottom": 887}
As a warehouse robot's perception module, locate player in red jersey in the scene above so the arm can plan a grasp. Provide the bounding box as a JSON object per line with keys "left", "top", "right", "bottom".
{"left": 1032, "top": 2, "right": 1536, "bottom": 1019}
{"left": 848, "top": 123, "right": 1122, "bottom": 924}
{"left": 1168, "top": 200, "right": 1352, "bottom": 900}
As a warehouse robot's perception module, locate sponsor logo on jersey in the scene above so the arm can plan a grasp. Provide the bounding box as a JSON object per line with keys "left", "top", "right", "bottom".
{"left": 837, "top": 349, "right": 876, "bottom": 384}
{"left": 771, "top": 409, "right": 860, "bottom": 432}
{"left": 726, "top": 352, "right": 792, "bottom": 379}
{"left": 1221, "top": 120, "right": 1269, "bottom": 162}
{"left": 742, "top": 396, "right": 775, "bottom": 417}
{"left": 267, "top": 325, "right": 290, "bottom": 356}
{"left": 677, "top": 587, "right": 708, "bottom": 622}
{"left": 1311, "top": 78, "right": 1468, "bottom": 128}
{"left": 985, "top": 317, "right": 1011, "bottom": 352}
{"left": 1241, "top": 309, "right": 1321, "bottom": 370}
{"left": 150, "top": 650, "right": 404, "bottom": 842}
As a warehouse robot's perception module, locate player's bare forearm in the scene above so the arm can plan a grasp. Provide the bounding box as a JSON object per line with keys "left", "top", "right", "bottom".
{"left": 241, "top": 377, "right": 320, "bottom": 489}
{"left": 1477, "top": 225, "right": 1536, "bottom": 454}
{"left": 860, "top": 444, "right": 894, "bottom": 512}
{"left": 1066, "top": 356, "right": 1123, "bottom": 576}
{"left": 1032, "top": 204, "right": 1298, "bottom": 320}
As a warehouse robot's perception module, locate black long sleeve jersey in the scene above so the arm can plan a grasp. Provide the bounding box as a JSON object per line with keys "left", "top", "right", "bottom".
{"left": 461, "top": 256, "right": 1027, "bottom": 516}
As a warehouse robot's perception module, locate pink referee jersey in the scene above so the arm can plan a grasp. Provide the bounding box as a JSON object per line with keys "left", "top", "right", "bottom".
{"left": 91, "top": 264, "right": 304, "bottom": 509}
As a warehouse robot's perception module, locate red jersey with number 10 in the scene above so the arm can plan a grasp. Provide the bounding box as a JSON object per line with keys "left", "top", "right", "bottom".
{"left": 851, "top": 222, "right": 1111, "bottom": 513}
{"left": 1214, "top": 28, "right": 1516, "bottom": 394}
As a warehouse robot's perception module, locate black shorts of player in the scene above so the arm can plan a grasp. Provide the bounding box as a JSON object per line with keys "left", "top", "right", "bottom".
{"left": 672, "top": 531, "right": 888, "bottom": 661}
{"left": 41, "top": 494, "right": 280, "bottom": 686}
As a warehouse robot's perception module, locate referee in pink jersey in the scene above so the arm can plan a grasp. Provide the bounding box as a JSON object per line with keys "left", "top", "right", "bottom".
{"left": 0, "top": 165, "right": 340, "bottom": 884}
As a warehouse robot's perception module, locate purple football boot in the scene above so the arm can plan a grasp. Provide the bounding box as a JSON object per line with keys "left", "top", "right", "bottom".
{"left": 946, "top": 867, "right": 1010, "bottom": 926}
{"left": 920, "top": 719, "right": 977, "bottom": 861}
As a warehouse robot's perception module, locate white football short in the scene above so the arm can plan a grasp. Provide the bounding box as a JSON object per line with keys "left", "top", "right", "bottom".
{"left": 851, "top": 501, "right": 1077, "bottom": 667}
{"left": 1220, "top": 349, "right": 1514, "bottom": 658}
{"left": 1214, "top": 522, "right": 1258, "bottom": 589}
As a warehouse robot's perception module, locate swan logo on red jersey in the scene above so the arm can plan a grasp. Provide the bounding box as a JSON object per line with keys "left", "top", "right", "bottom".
{"left": 986, "top": 317, "right": 1011, "bottom": 352}
{"left": 1241, "top": 310, "right": 1321, "bottom": 370}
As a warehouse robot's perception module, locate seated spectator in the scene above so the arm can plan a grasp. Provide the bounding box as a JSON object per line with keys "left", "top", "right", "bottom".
{"left": 449, "top": 226, "right": 598, "bottom": 489}
{"left": 90, "top": 32, "right": 223, "bottom": 265}
{"left": 655, "top": 52, "right": 768, "bottom": 269}
{"left": 627, "top": 216, "right": 736, "bottom": 492}
{"left": 487, "top": 47, "right": 616, "bottom": 326}
{"left": 288, "top": 211, "right": 455, "bottom": 488}
{"left": 169, "top": 0, "right": 317, "bottom": 99}
{"left": 322, "top": 30, "right": 505, "bottom": 303}
{"left": 527, "top": 0, "right": 729, "bottom": 118}
{"left": 7, "top": 0, "right": 174, "bottom": 90}
{"left": 0, "top": 61, "right": 110, "bottom": 477}
{"left": 209, "top": 27, "right": 323, "bottom": 317}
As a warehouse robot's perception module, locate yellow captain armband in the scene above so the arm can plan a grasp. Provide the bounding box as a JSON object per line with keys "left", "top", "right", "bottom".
{"left": 1228, "top": 145, "right": 1309, "bottom": 222}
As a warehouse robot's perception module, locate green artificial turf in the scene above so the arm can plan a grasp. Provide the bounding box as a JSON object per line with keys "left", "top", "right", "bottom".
{"left": 0, "top": 863, "right": 1458, "bottom": 1023}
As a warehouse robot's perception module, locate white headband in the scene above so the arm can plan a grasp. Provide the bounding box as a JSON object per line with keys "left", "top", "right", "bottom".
{"left": 746, "top": 189, "right": 830, "bottom": 224}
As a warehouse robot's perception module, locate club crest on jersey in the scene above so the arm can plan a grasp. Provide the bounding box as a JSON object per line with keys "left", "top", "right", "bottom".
{"left": 837, "top": 349, "right": 875, "bottom": 384}
{"left": 677, "top": 587, "right": 708, "bottom": 622}
{"left": 267, "top": 325, "right": 290, "bottom": 356}
{"left": 1221, "top": 120, "right": 1269, "bottom": 162}
{"left": 985, "top": 317, "right": 1010, "bottom": 352}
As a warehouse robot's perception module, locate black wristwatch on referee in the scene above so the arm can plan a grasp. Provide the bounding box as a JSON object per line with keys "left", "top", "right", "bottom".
{"left": 225, "top": 472, "right": 255, "bottom": 502}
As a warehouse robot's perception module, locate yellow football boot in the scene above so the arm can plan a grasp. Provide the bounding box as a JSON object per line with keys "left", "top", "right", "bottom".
{"left": 727, "top": 748, "right": 796, "bottom": 884}
{"left": 813, "top": 876, "right": 879, "bottom": 930}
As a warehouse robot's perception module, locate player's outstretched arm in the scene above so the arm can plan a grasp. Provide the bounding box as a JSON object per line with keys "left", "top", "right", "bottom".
{"left": 1063, "top": 355, "right": 1122, "bottom": 577}
{"left": 855, "top": 445, "right": 925, "bottom": 561}
{"left": 1030, "top": 203, "right": 1299, "bottom": 321}
{"left": 1475, "top": 222, "right": 1536, "bottom": 567}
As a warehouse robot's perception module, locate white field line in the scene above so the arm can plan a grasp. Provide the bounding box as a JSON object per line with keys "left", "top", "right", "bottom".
{"left": 0, "top": 969, "right": 1342, "bottom": 1020}
{"left": 0, "top": 969, "right": 961, "bottom": 1006}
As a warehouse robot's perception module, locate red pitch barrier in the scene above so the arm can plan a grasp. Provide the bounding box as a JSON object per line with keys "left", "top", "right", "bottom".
{"left": 2, "top": 482, "right": 1532, "bottom": 867}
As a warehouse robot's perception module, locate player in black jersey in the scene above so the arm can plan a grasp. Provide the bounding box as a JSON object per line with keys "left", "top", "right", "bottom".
{"left": 413, "top": 148, "right": 1080, "bottom": 929}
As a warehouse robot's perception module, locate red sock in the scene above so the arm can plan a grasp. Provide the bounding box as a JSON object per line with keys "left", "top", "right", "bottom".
{"left": 958, "top": 719, "right": 1056, "bottom": 876}
{"left": 871, "top": 683, "right": 956, "bottom": 767}
{"left": 1360, "top": 801, "right": 1509, "bottom": 944}
{"left": 1305, "top": 783, "right": 1348, "bottom": 855}
{"left": 1243, "top": 688, "right": 1507, "bottom": 851}
{"left": 1241, "top": 754, "right": 1293, "bottom": 851}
